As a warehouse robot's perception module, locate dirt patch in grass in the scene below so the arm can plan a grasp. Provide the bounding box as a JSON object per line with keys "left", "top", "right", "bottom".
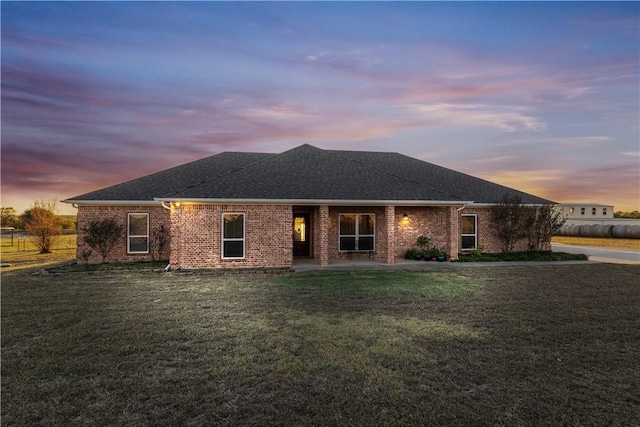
{"left": 2, "top": 265, "right": 639, "bottom": 425}
{"left": 552, "top": 235, "right": 640, "bottom": 250}
{"left": 457, "top": 250, "right": 588, "bottom": 262}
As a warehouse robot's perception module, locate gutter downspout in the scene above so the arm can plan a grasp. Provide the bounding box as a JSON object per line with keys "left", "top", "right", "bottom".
{"left": 456, "top": 204, "right": 466, "bottom": 212}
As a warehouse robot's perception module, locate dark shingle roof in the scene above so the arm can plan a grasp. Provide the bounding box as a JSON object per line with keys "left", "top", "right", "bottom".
{"left": 330, "top": 149, "right": 553, "bottom": 204}
{"left": 65, "top": 144, "right": 554, "bottom": 205}
{"left": 163, "top": 144, "right": 464, "bottom": 201}
{"left": 64, "top": 151, "right": 272, "bottom": 201}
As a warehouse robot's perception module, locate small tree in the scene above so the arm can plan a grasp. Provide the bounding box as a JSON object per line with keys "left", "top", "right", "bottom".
{"left": 523, "top": 204, "right": 566, "bottom": 251}
{"left": 81, "top": 218, "right": 124, "bottom": 263}
{"left": 24, "top": 199, "right": 62, "bottom": 254}
{"left": 490, "top": 194, "right": 528, "bottom": 253}
{"left": 149, "top": 224, "right": 170, "bottom": 261}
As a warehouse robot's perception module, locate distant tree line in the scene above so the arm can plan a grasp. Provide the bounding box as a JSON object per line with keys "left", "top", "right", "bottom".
{"left": 1, "top": 206, "right": 76, "bottom": 231}
{"left": 614, "top": 211, "right": 640, "bottom": 219}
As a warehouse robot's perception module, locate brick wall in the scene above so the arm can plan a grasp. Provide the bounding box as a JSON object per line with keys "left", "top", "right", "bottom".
{"left": 170, "top": 204, "right": 292, "bottom": 269}
{"left": 394, "top": 206, "right": 453, "bottom": 258}
{"left": 461, "top": 207, "right": 547, "bottom": 253}
{"left": 391, "top": 206, "right": 545, "bottom": 258}
{"left": 77, "top": 202, "right": 548, "bottom": 268}
{"left": 76, "top": 205, "right": 170, "bottom": 263}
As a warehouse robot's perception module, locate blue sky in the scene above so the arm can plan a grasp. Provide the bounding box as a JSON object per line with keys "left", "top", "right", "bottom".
{"left": 2, "top": 1, "right": 638, "bottom": 214}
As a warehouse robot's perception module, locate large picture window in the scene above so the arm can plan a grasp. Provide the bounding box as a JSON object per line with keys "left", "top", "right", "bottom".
{"left": 339, "top": 214, "right": 375, "bottom": 252}
{"left": 222, "top": 213, "right": 245, "bottom": 259}
{"left": 128, "top": 213, "right": 149, "bottom": 253}
{"left": 461, "top": 214, "right": 477, "bottom": 250}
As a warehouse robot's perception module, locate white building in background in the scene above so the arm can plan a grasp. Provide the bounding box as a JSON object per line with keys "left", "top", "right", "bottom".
{"left": 557, "top": 203, "right": 614, "bottom": 220}
{"left": 556, "top": 203, "right": 640, "bottom": 226}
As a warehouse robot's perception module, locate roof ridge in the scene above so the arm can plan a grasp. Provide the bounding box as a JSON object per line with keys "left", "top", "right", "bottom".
{"left": 161, "top": 144, "right": 329, "bottom": 198}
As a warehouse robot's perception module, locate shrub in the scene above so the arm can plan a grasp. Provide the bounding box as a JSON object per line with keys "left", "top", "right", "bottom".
{"left": 149, "top": 224, "right": 170, "bottom": 261}
{"left": 81, "top": 218, "right": 124, "bottom": 263}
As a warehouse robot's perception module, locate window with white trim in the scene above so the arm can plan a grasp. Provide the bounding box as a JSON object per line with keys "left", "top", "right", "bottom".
{"left": 592, "top": 207, "right": 597, "bottom": 215}
{"left": 222, "top": 213, "right": 245, "bottom": 259}
{"left": 128, "top": 213, "right": 149, "bottom": 253}
{"left": 339, "top": 214, "right": 375, "bottom": 252}
{"left": 461, "top": 214, "right": 477, "bottom": 250}
{"left": 603, "top": 208, "right": 607, "bottom": 216}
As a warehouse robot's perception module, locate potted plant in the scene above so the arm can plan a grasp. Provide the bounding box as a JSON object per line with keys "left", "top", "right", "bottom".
{"left": 435, "top": 247, "right": 447, "bottom": 262}
{"left": 405, "top": 248, "right": 422, "bottom": 260}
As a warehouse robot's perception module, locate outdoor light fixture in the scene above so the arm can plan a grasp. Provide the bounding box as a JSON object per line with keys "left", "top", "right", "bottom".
{"left": 402, "top": 213, "right": 409, "bottom": 224}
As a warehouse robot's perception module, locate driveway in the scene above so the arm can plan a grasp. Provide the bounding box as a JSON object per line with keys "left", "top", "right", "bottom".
{"left": 552, "top": 243, "right": 640, "bottom": 265}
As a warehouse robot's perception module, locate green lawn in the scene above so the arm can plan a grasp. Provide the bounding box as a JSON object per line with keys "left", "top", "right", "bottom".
{"left": 2, "top": 265, "right": 639, "bottom": 425}
{"left": 0, "top": 234, "right": 77, "bottom": 272}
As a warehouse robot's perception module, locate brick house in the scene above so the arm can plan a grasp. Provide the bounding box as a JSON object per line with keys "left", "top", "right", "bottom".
{"left": 63, "top": 144, "right": 553, "bottom": 268}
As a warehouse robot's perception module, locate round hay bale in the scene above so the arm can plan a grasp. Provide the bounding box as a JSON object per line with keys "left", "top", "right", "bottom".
{"left": 557, "top": 224, "right": 567, "bottom": 236}
{"left": 625, "top": 225, "right": 640, "bottom": 239}
{"left": 612, "top": 224, "right": 628, "bottom": 238}
{"left": 593, "top": 224, "right": 613, "bottom": 238}
{"left": 562, "top": 224, "right": 580, "bottom": 237}
{"left": 579, "top": 224, "right": 595, "bottom": 237}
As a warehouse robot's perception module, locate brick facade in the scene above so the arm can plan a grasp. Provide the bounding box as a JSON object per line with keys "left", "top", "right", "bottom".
{"left": 76, "top": 205, "right": 171, "bottom": 263}
{"left": 394, "top": 206, "right": 455, "bottom": 258}
{"left": 169, "top": 204, "right": 292, "bottom": 269}
{"left": 75, "top": 203, "right": 548, "bottom": 268}
{"left": 459, "top": 207, "right": 548, "bottom": 253}
{"left": 393, "top": 206, "right": 529, "bottom": 258}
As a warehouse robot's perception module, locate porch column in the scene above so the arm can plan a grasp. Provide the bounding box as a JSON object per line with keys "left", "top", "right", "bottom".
{"left": 319, "top": 205, "right": 329, "bottom": 266}
{"left": 385, "top": 205, "right": 395, "bottom": 264}
{"left": 448, "top": 206, "right": 460, "bottom": 260}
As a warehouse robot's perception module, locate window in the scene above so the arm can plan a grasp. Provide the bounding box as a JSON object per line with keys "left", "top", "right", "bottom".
{"left": 128, "top": 213, "right": 149, "bottom": 253}
{"left": 222, "top": 213, "right": 244, "bottom": 259}
{"left": 603, "top": 208, "right": 608, "bottom": 216}
{"left": 592, "top": 207, "right": 597, "bottom": 215}
{"left": 461, "top": 214, "right": 477, "bottom": 250}
{"left": 569, "top": 207, "right": 574, "bottom": 216}
{"left": 339, "top": 214, "right": 375, "bottom": 252}
{"left": 581, "top": 207, "right": 585, "bottom": 216}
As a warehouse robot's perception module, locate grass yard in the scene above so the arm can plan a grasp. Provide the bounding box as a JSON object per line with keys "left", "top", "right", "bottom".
{"left": 2, "top": 265, "right": 639, "bottom": 426}
{"left": 0, "top": 234, "right": 77, "bottom": 272}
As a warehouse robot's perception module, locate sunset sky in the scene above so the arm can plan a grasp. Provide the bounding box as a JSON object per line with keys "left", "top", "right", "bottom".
{"left": 2, "top": 2, "right": 639, "bottom": 215}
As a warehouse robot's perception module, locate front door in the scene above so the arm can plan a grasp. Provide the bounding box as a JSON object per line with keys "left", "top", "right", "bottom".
{"left": 293, "top": 214, "right": 311, "bottom": 257}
